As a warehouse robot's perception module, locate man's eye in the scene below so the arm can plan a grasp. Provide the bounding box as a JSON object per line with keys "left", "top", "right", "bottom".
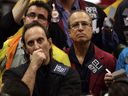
{"left": 81, "top": 21, "right": 91, "bottom": 26}
{"left": 82, "top": 22, "right": 88, "bottom": 26}
{"left": 28, "top": 41, "right": 34, "bottom": 46}
{"left": 38, "top": 15, "right": 47, "bottom": 20}
{"left": 37, "top": 38, "right": 44, "bottom": 44}
{"left": 72, "top": 23, "right": 79, "bottom": 28}
{"left": 27, "top": 13, "right": 36, "bottom": 18}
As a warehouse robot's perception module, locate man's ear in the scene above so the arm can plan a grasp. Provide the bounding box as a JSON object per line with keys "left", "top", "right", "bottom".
{"left": 48, "top": 38, "right": 52, "bottom": 48}
{"left": 68, "top": 29, "right": 71, "bottom": 37}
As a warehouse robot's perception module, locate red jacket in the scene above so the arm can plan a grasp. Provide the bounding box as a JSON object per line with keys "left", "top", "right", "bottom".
{"left": 68, "top": 45, "right": 116, "bottom": 96}
{"left": 89, "top": 45, "right": 116, "bottom": 96}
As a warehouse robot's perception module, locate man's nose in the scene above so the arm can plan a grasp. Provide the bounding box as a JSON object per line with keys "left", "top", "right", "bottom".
{"left": 34, "top": 42, "right": 40, "bottom": 50}
{"left": 78, "top": 23, "right": 84, "bottom": 30}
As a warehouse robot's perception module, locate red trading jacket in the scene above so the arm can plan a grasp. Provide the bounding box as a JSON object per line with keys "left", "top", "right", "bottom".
{"left": 68, "top": 45, "right": 116, "bottom": 96}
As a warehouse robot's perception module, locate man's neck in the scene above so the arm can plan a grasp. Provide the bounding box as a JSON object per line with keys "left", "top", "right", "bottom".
{"left": 73, "top": 42, "right": 90, "bottom": 57}
{"left": 73, "top": 42, "right": 90, "bottom": 65}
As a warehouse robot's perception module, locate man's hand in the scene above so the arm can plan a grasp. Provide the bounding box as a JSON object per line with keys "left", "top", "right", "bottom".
{"left": 104, "top": 73, "right": 113, "bottom": 87}
{"left": 12, "top": 0, "right": 30, "bottom": 24}
{"left": 30, "top": 49, "right": 46, "bottom": 71}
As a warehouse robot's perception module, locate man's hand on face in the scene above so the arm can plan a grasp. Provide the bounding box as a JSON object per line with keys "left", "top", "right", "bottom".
{"left": 30, "top": 49, "right": 46, "bottom": 70}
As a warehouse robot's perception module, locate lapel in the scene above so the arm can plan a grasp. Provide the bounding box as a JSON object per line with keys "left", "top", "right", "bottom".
{"left": 89, "top": 45, "right": 105, "bottom": 90}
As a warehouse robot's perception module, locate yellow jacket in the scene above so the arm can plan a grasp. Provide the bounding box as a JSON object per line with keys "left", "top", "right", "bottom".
{"left": 0, "top": 27, "right": 71, "bottom": 84}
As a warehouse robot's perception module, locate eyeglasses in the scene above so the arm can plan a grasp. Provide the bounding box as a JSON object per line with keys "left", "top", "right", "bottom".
{"left": 26, "top": 12, "right": 48, "bottom": 21}
{"left": 70, "top": 21, "right": 91, "bottom": 30}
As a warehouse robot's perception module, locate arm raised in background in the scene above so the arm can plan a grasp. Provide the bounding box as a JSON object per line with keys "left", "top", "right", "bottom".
{"left": 12, "top": 0, "right": 30, "bottom": 24}
{"left": 0, "top": 0, "right": 30, "bottom": 48}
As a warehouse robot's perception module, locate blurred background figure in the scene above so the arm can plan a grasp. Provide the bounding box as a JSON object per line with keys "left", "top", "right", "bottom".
{"left": 116, "top": 47, "right": 128, "bottom": 74}
{"left": 0, "top": 0, "right": 120, "bottom": 53}
{"left": 0, "top": 0, "right": 48, "bottom": 18}
{"left": 108, "top": 76, "right": 128, "bottom": 96}
{"left": 113, "top": 0, "right": 128, "bottom": 46}
{"left": 1, "top": 78, "right": 30, "bottom": 96}
{"left": 104, "top": 69, "right": 128, "bottom": 96}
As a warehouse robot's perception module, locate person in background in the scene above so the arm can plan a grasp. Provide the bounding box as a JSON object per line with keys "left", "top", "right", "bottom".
{"left": 104, "top": 74, "right": 128, "bottom": 96}
{"left": 113, "top": 0, "right": 128, "bottom": 46}
{"left": 47, "top": 0, "right": 118, "bottom": 53}
{"left": 0, "top": 0, "right": 70, "bottom": 80}
{"left": 67, "top": 10, "right": 116, "bottom": 96}
{"left": 0, "top": 0, "right": 27, "bottom": 49}
{"left": 113, "top": 26, "right": 128, "bottom": 59}
{"left": 115, "top": 47, "right": 128, "bottom": 74}
{"left": 101, "top": 17, "right": 119, "bottom": 53}
{"left": 1, "top": 78, "right": 30, "bottom": 96}
{"left": 2, "top": 22, "right": 81, "bottom": 96}
{"left": 113, "top": 43, "right": 126, "bottom": 59}
{"left": 108, "top": 77, "right": 128, "bottom": 96}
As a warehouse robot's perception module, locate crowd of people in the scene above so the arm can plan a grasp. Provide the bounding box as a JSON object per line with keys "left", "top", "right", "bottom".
{"left": 0, "top": 0, "right": 128, "bottom": 96}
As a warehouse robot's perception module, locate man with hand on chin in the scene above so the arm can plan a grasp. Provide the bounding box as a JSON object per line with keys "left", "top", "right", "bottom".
{"left": 2, "top": 22, "right": 81, "bottom": 96}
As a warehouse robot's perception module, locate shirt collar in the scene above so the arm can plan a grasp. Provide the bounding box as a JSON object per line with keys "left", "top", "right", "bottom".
{"left": 55, "top": 0, "right": 80, "bottom": 11}
{"left": 69, "top": 43, "right": 94, "bottom": 63}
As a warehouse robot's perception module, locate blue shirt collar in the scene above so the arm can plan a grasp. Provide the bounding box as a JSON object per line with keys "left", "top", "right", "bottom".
{"left": 55, "top": 0, "right": 80, "bottom": 12}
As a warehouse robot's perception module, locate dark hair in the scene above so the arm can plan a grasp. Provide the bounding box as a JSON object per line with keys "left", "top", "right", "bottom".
{"left": 24, "top": 0, "right": 51, "bottom": 22}
{"left": 108, "top": 77, "right": 128, "bottom": 96}
{"left": 1, "top": 79, "right": 30, "bottom": 96}
{"left": 22, "top": 21, "right": 52, "bottom": 63}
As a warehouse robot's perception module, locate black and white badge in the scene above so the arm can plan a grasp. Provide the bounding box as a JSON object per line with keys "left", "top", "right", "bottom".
{"left": 87, "top": 57, "right": 105, "bottom": 74}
